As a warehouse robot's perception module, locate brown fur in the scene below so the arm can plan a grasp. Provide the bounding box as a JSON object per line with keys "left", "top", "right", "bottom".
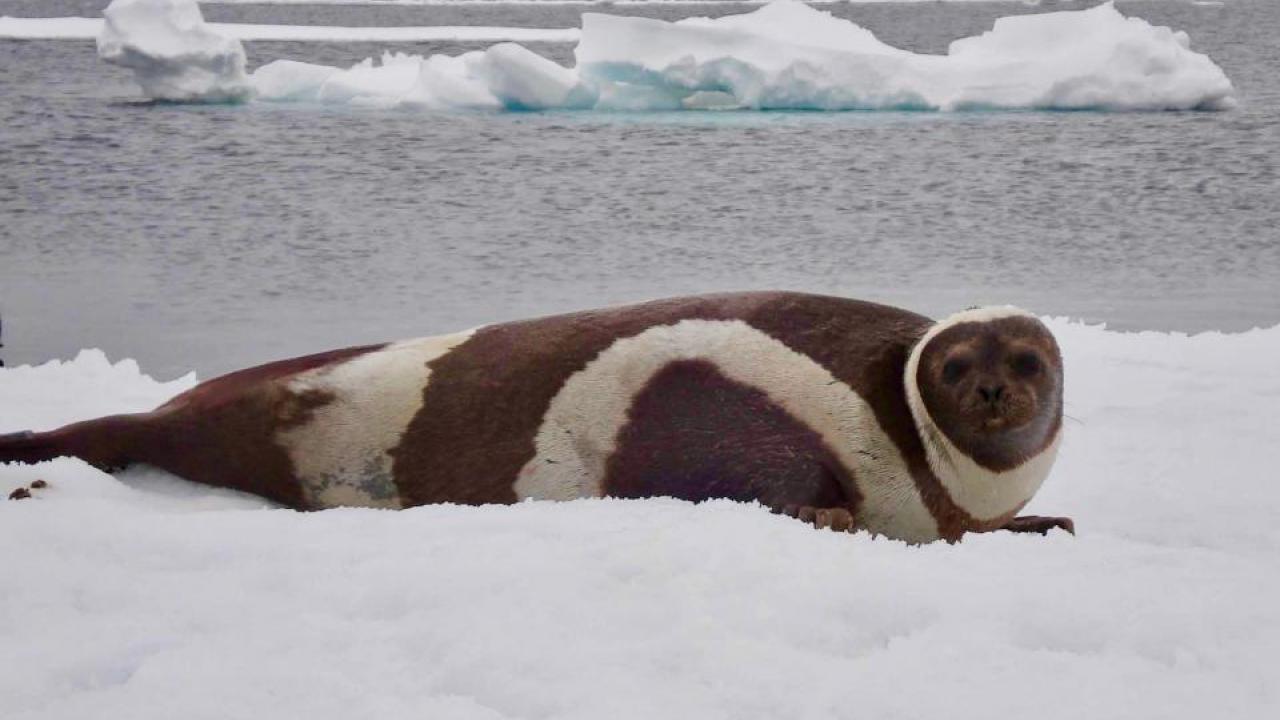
{"left": 604, "top": 358, "right": 855, "bottom": 511}
{"left": 389, "top": 293, "right": 788, "bottom": 506}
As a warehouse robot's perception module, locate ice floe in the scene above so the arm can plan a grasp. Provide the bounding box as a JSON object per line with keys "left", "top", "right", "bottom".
{"left": 247, "top": 0, "right": 1232, "bottom": 111}
{"left": 3, "top": 318, "right": 1279, "bottom": 719}
{"left": 4, "top": 0, "right": 1238, "bottom": 109}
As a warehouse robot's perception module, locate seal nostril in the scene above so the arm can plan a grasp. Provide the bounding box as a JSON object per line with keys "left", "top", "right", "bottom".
{"left": 978, "top": 385, "right": 1005, "bottom": 403}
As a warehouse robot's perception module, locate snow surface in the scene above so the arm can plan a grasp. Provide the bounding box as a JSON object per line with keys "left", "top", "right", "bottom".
{"left": 77, "top": 0, "right": 1233, "bottom": 110}
{"left": 2, "top": 319, "right": 1279, "bottom": 719}
{"left": 96, "top": 0, "right": 252, "bottom": 102}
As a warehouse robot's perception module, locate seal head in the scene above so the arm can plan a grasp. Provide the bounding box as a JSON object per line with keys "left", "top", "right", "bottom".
{"left": 906, "top": 307, "right": 1064, "bottom": 527}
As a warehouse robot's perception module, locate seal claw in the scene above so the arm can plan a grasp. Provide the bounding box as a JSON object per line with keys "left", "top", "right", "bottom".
{"left": 780, "top": 505, "right": 857, "bottom": 533}
{"left": 827, "top": 508, "right": 856, "bottom": 532}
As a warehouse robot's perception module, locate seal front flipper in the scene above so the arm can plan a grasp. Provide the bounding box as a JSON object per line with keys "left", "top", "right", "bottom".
{"left": 999, "top": 515, "right": 1075, "bottom": 536}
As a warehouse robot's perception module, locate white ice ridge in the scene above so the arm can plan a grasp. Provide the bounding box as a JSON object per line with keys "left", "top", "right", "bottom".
{"left": 0, "top": 16, "right": 581, "bottom": 42}
{"left": 185, "top": 1, "right": 1092, "bottom": 5}
{"left": 85, "top": 0, "right": 1234, "bottom": 110}
{"left": 196, "top": 1, "right": 1076, "bottom": 5}
{"left": 3, "top": 318, "right": 1280, "bottom": 719}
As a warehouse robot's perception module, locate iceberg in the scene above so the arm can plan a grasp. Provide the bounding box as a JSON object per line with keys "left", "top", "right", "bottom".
{"left": 96, "top": 0, "right": 1234, "bottom": 111}
{"left": 96, "top": 0, "right": 252, "bottom": 102}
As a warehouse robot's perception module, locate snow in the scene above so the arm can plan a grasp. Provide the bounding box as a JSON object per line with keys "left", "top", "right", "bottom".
{"left": 2, "top": 320, "right": 1279, "bottom": 718}
{"left": 96, "top": 0, "right": 252, "bottom": 102}
{"left": 24, "top": 0, "right": 1228, "bottom": 110}
{"left": 0, "top": 16, "right": 581, "bottom": 43}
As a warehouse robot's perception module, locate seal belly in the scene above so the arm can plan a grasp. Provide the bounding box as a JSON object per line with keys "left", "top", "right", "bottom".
{"left": 275, "top": 331, "right": 473, "bottom": 509}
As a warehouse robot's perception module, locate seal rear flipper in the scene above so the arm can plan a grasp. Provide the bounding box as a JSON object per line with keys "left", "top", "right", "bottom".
{"left": 0, "top": 414, "right": 151, "bottom": 472}
{"left": 0, "top": 430, "right": 59, "bottom": 466}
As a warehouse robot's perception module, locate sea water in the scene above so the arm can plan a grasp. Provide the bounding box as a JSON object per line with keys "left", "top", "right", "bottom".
{"left": 2, "top": 0, "right": 1278, "bottom": 377}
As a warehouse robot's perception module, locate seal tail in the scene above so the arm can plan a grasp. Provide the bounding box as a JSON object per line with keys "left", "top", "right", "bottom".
{"left": 0, "top": 414, "right": 153, "bottom": 471}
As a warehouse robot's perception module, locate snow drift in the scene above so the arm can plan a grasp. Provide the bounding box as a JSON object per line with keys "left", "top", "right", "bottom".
{"left": 92, "top": 0, "right": 1234, "bottom": 111}
{"left": 2, "top": 319, "right": 1279, "bottom": 719}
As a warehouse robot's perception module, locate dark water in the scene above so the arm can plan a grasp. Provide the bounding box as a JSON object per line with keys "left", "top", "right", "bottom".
{"left": 2, "top": 1, "right": 1278, "bottom": 378}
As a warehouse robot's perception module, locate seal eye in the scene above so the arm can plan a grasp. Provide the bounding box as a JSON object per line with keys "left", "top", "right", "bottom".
{"left": 941, "top": 357, "right": 970, "bottom": 384}
{"left": 1011, "top": 352, "right": 1041, "bottom": 377}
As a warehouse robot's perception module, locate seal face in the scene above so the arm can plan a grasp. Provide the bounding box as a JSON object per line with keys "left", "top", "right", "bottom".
{"left": 905, "top": 307, "right": 1064, "bottom": 526}
{"left": 917, "top": 314, "right": 1063, "bottom": 470}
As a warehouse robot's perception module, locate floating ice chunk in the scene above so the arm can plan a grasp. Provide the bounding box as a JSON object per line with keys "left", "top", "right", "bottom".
{"left": 940, "top": 3, "right": 1236, "bottom": 109}
{"left": 96, "top": 0, "right": 252, "bottom": 103}
{"left": 577, "top": 5, "right": 934, "bottom": 111}
{"left": 410, "top": 53, "right": 505, "bottom": 110}
{"left": 318, "top": 51, "right": 425, "bottom": 107}
{"left": 479, "top": 43, "right": 596, "bottom": 110}
{"left": 254, "top": 51, "right": 487, "bottom": 109}
{"left": 664, "top": 0, "right": 908, "bottom": 57}
{"left": 247, "top": 60, "right": 340, "bottom": 103}
{"left": 252, "top": 44, "right": 596, "bottom": 110}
